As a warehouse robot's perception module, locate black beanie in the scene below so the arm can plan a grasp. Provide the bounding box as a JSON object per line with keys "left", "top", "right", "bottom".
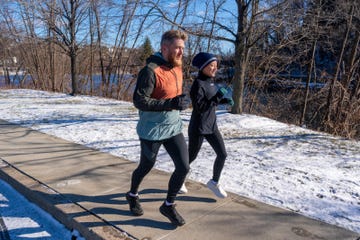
{"left": 192, "top": 52, "right": 217, "bottom": 71}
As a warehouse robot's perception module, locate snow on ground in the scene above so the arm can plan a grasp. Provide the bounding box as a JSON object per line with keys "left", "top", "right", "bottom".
{"left": 0, "top": 179, "right": 73, "bottom": 239}
{"left": 0, "top": 89, "right": 359, "bottom": 234}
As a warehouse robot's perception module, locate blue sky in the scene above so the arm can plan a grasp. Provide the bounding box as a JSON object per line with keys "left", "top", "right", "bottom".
{"left": 114, "top": 0, "right": 237, "bottom": 54}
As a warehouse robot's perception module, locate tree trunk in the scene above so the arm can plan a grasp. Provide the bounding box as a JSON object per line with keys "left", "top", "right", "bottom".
{"left": 92, "top": 3, "right": 105, "bottom": 96}
{"left": 69, "top": 0, "right": 77, "bottom": 95}
{"left": 49, "top": 0, "right": 56, "bottom": 92}
{"left": 232, "top": 43, "right": 247, "bottom": 114}
{"left": 301, "top": 39, "right": 317, "bottom": 125}
{"left": 231, "top": 1, "right": 249, "bottom": 114}
{"left": 70, "top": 50, "right": 77, "bottom": 95}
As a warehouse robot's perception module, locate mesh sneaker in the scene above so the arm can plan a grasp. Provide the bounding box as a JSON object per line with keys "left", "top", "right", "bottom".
{"left": 178, "top": 183, "right": 188, "bottom": 194}
{"left": 159, "top": 203, "right": 186, "bottom": 226}
{"left": 126, "top": 192, "right": 144, "bottom": 216}
{"left": 206, "top": 180, "right": 227, "bottom": 198}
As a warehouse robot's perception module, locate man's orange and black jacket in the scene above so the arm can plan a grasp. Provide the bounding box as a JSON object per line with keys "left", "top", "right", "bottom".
{"left": 133, "top": 52, "right": 184, "bottom": 141}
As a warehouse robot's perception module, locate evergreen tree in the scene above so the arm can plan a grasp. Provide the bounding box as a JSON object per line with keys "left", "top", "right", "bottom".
{"left": 140, "top": 37, "right": 153, "bottom": 63}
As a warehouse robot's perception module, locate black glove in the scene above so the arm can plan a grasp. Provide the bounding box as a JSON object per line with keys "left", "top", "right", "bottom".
{"left": 170, "top": 94, "right": 188, "bottom": 110}
{"left": 215, "top": 87, "right": 228, "bottom": 98}
{"left": 220, "top": 97, "right": 234, "bottom": 106}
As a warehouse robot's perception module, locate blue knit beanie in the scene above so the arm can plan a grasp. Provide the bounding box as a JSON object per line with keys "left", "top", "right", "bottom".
{"left": 192, "top": 52, "right": 217, "bottom": 71}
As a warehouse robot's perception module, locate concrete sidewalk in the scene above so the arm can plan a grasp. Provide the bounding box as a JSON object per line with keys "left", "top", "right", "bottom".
{"left": 0, "top": 120, "right": 358, "bottom": 240}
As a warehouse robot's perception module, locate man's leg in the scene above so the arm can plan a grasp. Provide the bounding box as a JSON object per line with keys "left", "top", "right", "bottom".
{"left": 130, "top": 139, "right": 161, "bottom": 193}
{"left": 163, "top": 133, "right": 190, "bottom": 203}
{"left": 127, "top": 139, "right": 161, "bottom": 216}
{"left": 160, "top": 133, "right": 189, "bottom": 226}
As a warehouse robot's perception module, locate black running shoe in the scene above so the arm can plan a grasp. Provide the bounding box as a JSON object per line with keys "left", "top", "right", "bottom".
{"left": 126, "top": 192, "right": 144, "bottom": 216}
{"left": 159, "top": 202, "right": 185, "bottom": 226}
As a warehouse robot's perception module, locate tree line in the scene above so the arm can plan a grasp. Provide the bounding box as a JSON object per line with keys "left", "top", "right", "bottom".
{"left": 0, "top": 0, "right": 359, "bottom": 139}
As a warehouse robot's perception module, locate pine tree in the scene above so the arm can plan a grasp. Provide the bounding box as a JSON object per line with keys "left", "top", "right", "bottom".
{"left": 140, "top": 37, "right": 153, "bottom": 63}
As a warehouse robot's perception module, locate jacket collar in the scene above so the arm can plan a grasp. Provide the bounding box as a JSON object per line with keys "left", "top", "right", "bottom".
{"left": 147, "top": 52, "right": 173, "bottom": 68}
{"left": 198, "top": 71, "right": 212, "bottom": 81}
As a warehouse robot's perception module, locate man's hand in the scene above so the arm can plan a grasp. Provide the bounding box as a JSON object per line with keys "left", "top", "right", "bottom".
{"left": 170, "top": 94, "right": 188, "bottom": 110}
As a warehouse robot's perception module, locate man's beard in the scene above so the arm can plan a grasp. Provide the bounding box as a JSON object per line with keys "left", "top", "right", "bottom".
{"left": 168, "top": 54, "right": 182, "bottom": 67}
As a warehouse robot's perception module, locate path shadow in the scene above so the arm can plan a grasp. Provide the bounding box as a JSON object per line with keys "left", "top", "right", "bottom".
{"left": 32, "top": 187, "right": 216, "bottom": 231}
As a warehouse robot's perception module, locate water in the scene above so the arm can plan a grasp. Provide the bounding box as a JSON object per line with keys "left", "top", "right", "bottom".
{"left": 0, "top": 73, "right": 135, "bottom": 91}
{"left": 0, "top": 74, "right": 31, "bottom": 87}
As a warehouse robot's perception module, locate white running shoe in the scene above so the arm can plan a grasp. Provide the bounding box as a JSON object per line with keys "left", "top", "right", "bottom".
{"left": 178, "top": 183, "right": 188, "bottom": 194}
{"left": 206, "top": 180, "right": 227, "bottom": 198}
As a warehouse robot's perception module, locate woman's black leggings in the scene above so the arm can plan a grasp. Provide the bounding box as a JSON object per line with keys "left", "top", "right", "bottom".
{"left": 130, "top": 133, "right": 189, "bottom": 204}
{"left": 188, "top": 128, "right": 227, "bottom": 182}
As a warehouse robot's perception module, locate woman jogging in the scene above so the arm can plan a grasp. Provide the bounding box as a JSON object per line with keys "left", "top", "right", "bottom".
{"left": 181, "top": 52, "right": 233, "bottom": 198}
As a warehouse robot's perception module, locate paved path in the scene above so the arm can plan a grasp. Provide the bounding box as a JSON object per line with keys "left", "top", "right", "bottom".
{"left": 0, "top": 120, "right": 358, "bottom": 240}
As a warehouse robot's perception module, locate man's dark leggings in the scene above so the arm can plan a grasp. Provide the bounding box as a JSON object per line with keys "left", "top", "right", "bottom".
{"left": 188, "top": 128, "right": 227, "bottom": 182}
{"left": 130, "top": 133, "right": 189, "bottom": 204}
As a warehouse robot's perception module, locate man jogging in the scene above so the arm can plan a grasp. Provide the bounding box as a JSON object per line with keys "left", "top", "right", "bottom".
{"left": 126, "top": 30, "right": 189, "bottom": 226}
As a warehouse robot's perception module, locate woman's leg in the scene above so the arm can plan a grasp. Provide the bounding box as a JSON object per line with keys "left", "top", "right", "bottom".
{"left": 188, "top": 131, "right": 204, "bottom": 165}
{"left": 205, "top": 128, "right": 227, "bottom": 182}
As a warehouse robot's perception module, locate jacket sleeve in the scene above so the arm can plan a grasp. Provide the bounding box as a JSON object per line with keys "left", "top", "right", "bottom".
{"left": 210, "top": 90, "right": 223, "bottom": 104}
{"left": 133, "top": 66, "right": 172, "bottom": 111}
{"left": 190, "top": 80, "right": 217, "bottom": 113}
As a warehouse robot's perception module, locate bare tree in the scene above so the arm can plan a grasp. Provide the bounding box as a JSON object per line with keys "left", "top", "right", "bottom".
{"left": 2, "top": 0, "right": 359, "bottom": 138}
{"left": 329, "top": 2, "right": 360, "bottom": 137}
{"left": 150, "top": 0, "right": 295, "bottom": 114}
{"left": 1, "top": 1, "right": 51, "bottom": 89}
{"left": 90, "top": 0, "right": 106, "bottom": 95}
{"left": 300, "top": 1, "right": 321, "bottom": 125}
{"left": 41, "top": 0, "right": 90, "bottom": 95}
